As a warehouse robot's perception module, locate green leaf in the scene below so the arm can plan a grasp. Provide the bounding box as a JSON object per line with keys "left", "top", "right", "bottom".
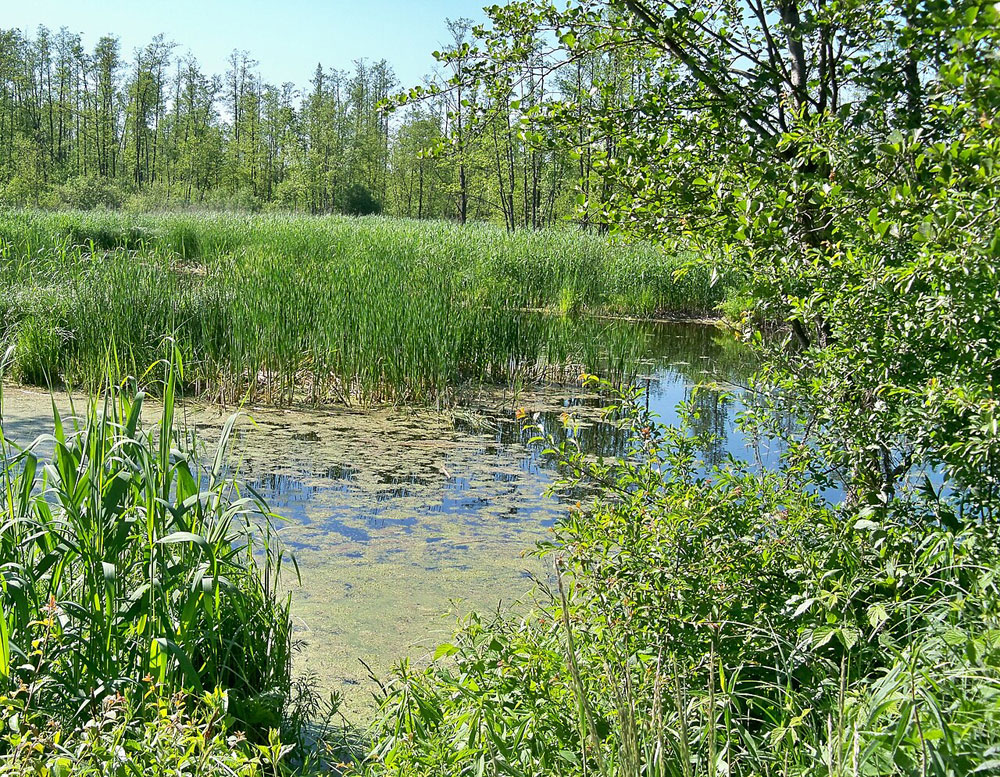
{"left": 867, "top": 603, "right": 889, "bottom": 629}
{"left": 158, "top": 531, "right": 209, "bottom": 550}
{"left": 838, "top": 627, "right": 860, "bottom": 650}
{"left": 812, "top": 626, "right": 836, "bottom": 647}
{"left": 433, "top": 642, "right": 459, "bottom": 660}
{"left": 0, "top": 610, "right": 10, "bottom": 679}
{"left": 793, "top": 597, "right": 816, "bottom": 617}
{"left": 151, "top": 637, "right": 203, "bottom": 691}
{"left": 102, "top": 562, "right": 117, "bottom": 583}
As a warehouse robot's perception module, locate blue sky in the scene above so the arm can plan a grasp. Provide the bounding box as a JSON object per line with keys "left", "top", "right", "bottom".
{"left": 7, "top": 0, "right": 486, "bottom": 89}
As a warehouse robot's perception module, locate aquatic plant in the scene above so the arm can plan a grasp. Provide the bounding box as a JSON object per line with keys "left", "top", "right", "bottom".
{"left": 0, "top": 210, "right": 727, "bottom": 404}
{"left": 0, "top": 351, "right": 293, "bottom": 729}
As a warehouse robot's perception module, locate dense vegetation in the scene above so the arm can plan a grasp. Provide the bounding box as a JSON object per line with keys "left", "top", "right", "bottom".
{"left": 0, "top": 21, "right": 628, "bottom": 226}
{"left": 2, "top": 0, "right": 999, "bottom": 774}
{"left": 0, "top": 210, "right": 720, "bottom": 402}
{"left": 352, "top": 0, "right": 1000, "bottom": 774}
{"left": 0, "top": 353, "right": 302, "bottom": 769}
{"left": 360, "top": 386, "right": 1000, "bottom": 774}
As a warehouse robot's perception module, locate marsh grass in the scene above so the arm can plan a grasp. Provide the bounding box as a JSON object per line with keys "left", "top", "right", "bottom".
{"left": 0, "top": 210, "right": 726, "bottom": 404}
{"left": 0, "top": 349, "right": 293, "bottom": 731}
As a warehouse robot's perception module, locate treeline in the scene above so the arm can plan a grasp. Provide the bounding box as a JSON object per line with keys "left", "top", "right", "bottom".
{"left": 0, "top": 22, "right": 640, "bottom": 225}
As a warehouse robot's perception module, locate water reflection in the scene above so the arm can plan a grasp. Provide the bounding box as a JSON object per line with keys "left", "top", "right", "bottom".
{"left": 449, "top": 321, "right": 755, "bottom": 471}
{"left": 237, "top": 321, "right": 761, "bottom": 560}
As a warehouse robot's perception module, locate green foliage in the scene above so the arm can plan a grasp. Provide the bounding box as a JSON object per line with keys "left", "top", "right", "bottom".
{"left": 0, "top": 352, "right": 293, "bottom": 728}
{"left": 446, "top": 0, "right": 1000, "bottom": 509}
{"left": 1, "top": 3, "right": 997, "bottom": 775}
{"left": 357, "top": 386, "right": 1000, "bottom": 775}
{"left": 424, "top": 0, "right": 999, "bottom": 500}
{"left": 354, "top": 5, "right": 1000, "bottom": 774}
{"left": 51, "top": 176, "right": 127, "bottom": 212}
{"left": 0, "top": 690, "right": 284, "bottom": 776}
{"left": 715, "top": 1, "right": 1000, "bottom": 513}
{"left": 0, "top": 25, "right": 587, "bottom": 226}
{"left": 341, "top": 185, "right": 383, "bottom": 217}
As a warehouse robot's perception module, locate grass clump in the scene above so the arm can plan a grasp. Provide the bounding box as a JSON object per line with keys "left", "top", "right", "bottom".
{"left": 0, "top": 352, "right": 293, "bottom": 732}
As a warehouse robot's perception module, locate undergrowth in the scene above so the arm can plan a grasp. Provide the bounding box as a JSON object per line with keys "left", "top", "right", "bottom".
{"left": 0, "top": 349, "right": 294, "bottom": 734}
{"left": 353, "top": 381, "right": 1000, "bottom": 776}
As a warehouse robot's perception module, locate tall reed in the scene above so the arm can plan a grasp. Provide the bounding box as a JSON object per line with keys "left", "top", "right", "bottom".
{"left": 0, "top": 210, "right": 727, "bottom": 404}
{"left": 0, "top": 349, "right": 292, "bottom": 729}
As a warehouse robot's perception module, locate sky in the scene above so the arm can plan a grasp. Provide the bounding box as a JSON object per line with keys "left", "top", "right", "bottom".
{"left": 6, "top": 0, "right": 487, "bottom": 90}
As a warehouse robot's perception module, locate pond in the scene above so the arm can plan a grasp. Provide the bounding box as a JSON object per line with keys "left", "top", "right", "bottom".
{"left": 0, "top": 321, "right": 761, "bottom": 715}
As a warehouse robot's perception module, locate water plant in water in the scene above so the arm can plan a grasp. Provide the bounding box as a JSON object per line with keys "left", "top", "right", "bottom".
{"left": 0, "top": 211, "right": 726, "bottom": 404}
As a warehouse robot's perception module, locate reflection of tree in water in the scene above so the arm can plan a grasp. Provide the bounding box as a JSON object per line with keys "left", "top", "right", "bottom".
{"left": 527, "top": 387, "right": 735, "bottom": 466}
{"left": 602, "top": 321, "right": 751, "bottom": 463}
{"left": 507, "top": 315, "right": 756, "bottom": 398}
{"left": 460, "top": 410, "right": 636, "bottom": 460}
{"left": 455, "top": 317, "right": 755, "bottom": 466}
{"left": 637, "top": 321, "right": 756, "bottom": 386}
{"left": 684, "top": 385, "right": 733, "bottom": 468}
{"left": 461, "top": 320, "right": 755, "bottom": 465}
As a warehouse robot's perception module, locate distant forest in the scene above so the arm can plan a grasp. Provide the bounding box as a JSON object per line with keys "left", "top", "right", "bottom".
{"left": 0, "top": 21, "right": 639, "bottom": 226}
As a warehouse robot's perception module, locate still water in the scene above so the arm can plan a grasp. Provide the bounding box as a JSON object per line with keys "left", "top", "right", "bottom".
{"left": 227, "top": 321, "right": 759, "bottom": 712}
{"left": 0, "top": 321, "right": 758, "bottom": 714}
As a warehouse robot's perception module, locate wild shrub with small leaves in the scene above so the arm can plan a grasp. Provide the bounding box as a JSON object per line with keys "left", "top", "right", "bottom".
{"left": 0, "top": 689, "right": 291, "bottom": 776}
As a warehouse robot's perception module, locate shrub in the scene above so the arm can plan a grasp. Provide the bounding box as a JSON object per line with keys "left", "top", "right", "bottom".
{"left": 0, "top": 689, "right": 287, "bottom": 776}
{"left": 341, "top": 184, "right": 383, "bottom": 217}
{"left": 53, "top": 175, "right": 126, "bottom": 211}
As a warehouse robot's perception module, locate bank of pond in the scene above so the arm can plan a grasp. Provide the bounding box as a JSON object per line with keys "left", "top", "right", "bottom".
{"left": 0, "top": 209, "right": 744, "bottom": 771}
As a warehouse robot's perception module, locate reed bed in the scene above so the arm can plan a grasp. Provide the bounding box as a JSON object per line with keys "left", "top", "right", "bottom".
{"left": 0, "top": 210, "right": 725, "bottom": 403}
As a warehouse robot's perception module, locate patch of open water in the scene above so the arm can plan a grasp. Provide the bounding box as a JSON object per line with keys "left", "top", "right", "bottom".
{"left": 0, "top": 321, "right": 763, "bottom": 714}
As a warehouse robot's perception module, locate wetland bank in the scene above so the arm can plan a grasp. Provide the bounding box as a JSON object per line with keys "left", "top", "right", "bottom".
{"left": 0, "top": 211, "right": 725, "bottom": 402}
{"left": 0, "top": 211, "right": 737, "bottom": 711}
